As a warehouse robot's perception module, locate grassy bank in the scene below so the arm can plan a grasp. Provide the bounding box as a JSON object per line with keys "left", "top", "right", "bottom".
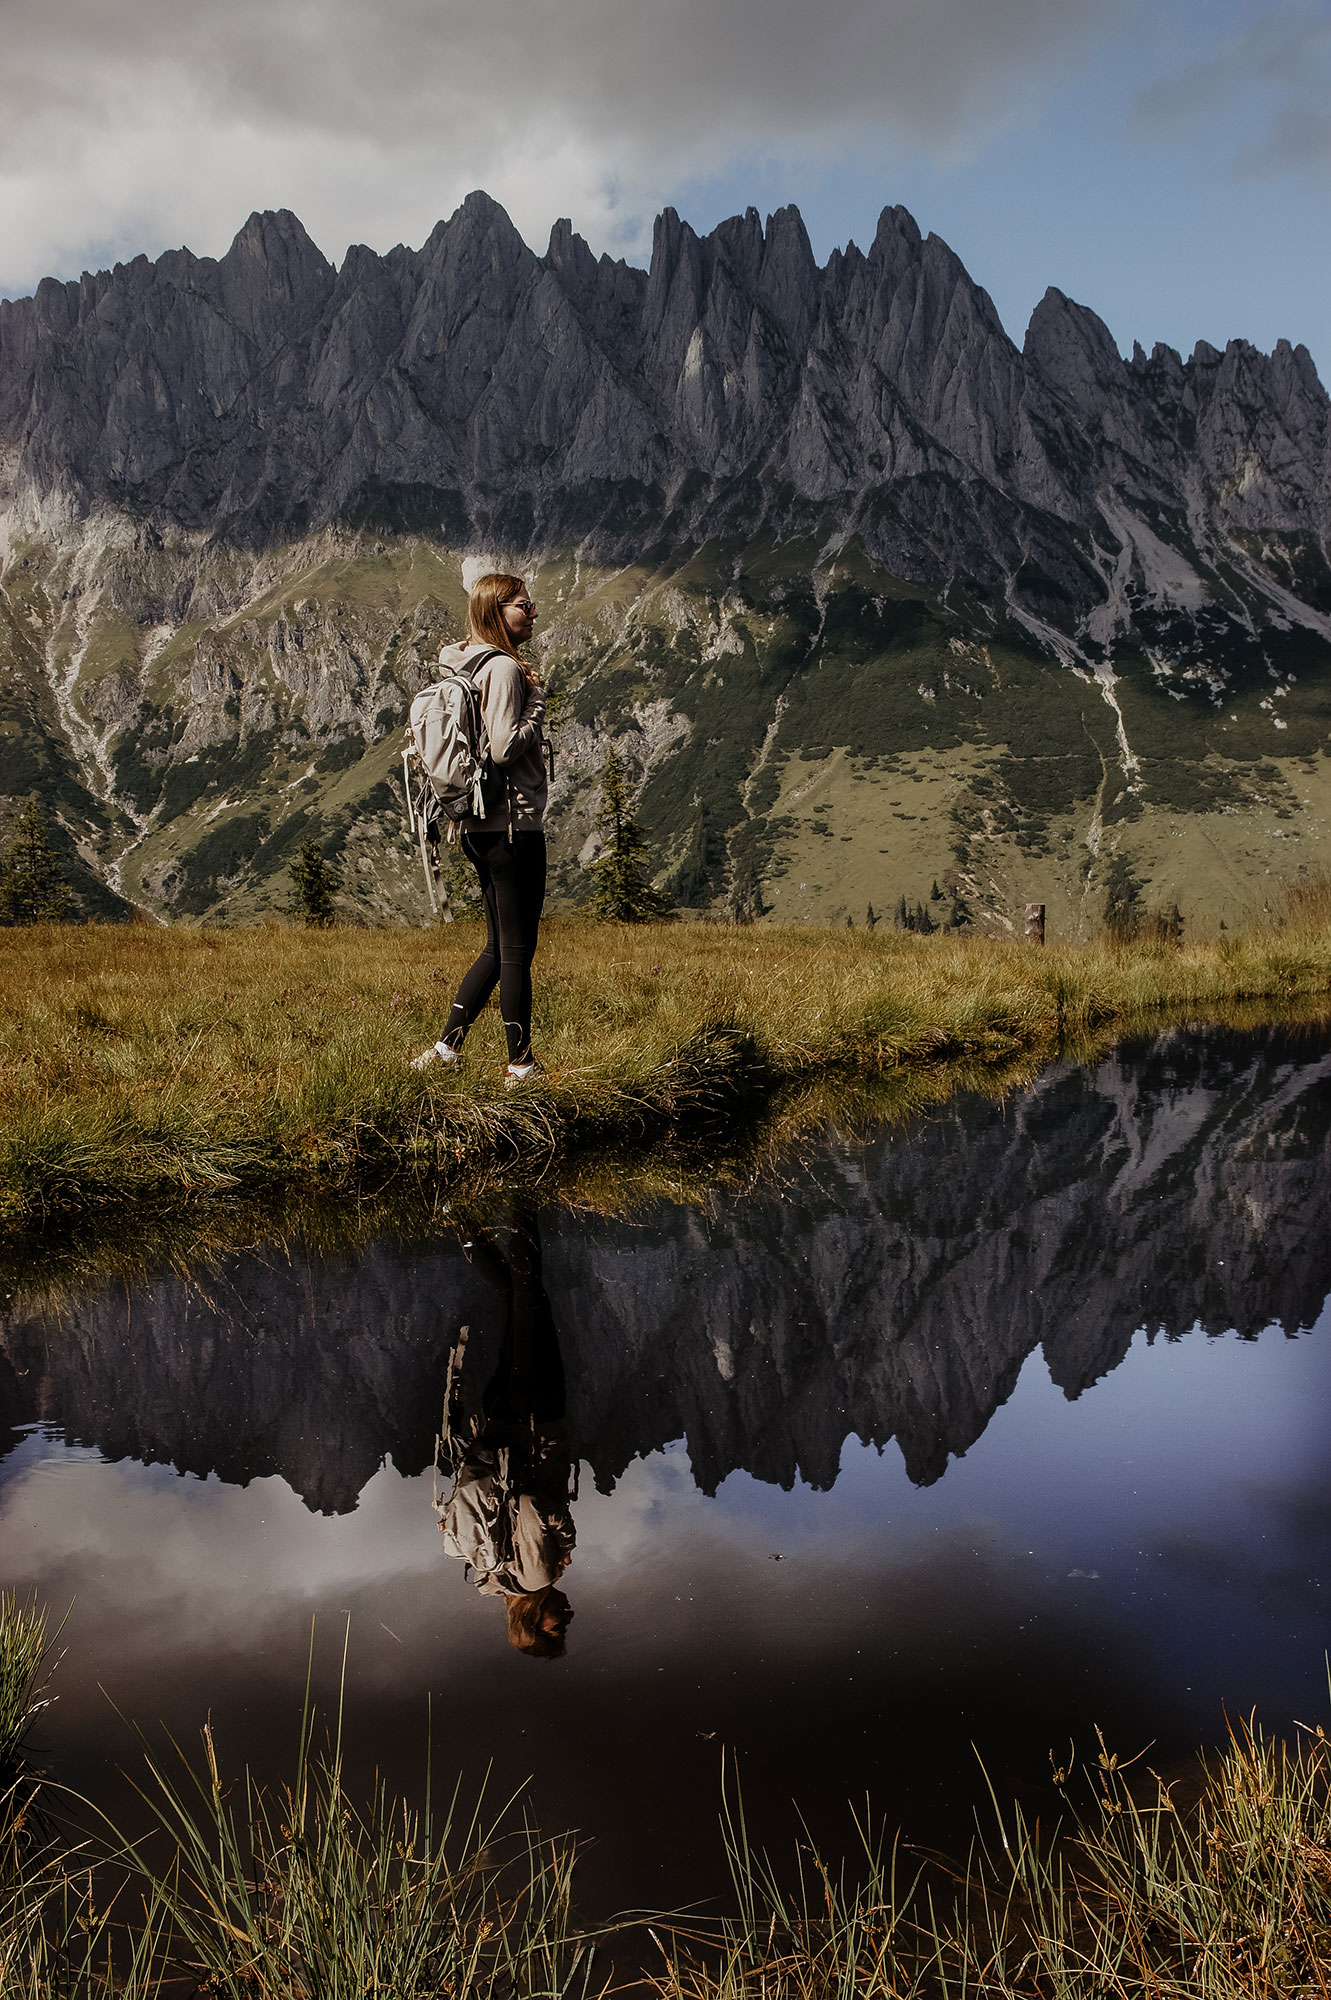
{"left": 1, "top": 897, "right": 1330, "bottom": 1234}
{"left": 2, "top": 1599, "right": 1329, "bottom": 1998}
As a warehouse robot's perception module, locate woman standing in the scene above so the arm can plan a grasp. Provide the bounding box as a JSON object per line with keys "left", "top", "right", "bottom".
{"left": 412, "top": 573, "right": 547, "bottom": 1084}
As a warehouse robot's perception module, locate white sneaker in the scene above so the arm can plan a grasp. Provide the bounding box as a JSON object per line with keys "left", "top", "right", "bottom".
{"left": 411, "top": 1041, "right": 462, "bottom": 1072}
{"left": 504, "top": 1060, "right": 542, "bottom": 1088}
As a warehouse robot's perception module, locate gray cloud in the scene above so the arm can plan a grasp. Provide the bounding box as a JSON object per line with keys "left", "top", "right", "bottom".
{"left": 0, "top": 0, "right": 1124, "bottom": 294}
{"left": 1136, "top": 1, "right": 1331, "bottom": 178}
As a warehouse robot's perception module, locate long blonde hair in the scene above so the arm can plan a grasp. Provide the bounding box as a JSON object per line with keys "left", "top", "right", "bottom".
{"left": 467, "top": 572, "right": 540, "bottom": 688}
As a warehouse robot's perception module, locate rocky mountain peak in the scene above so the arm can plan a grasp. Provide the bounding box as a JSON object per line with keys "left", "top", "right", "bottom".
{"left": 868, "top": 201, "right": 923, "bottom": 265}
{"left": 544, "top": 215, "right": 597, "bottom": 287}
{"left": 643, "top": 205, "right": 705, "bottom": 331}
{"left": 709, "top": 204, "right": 765, "bottom": 271}
{"left": 1023, "top": 286, "right": 1130, "bottom": 414}
{"left": 418, "top": 188, "right": 535, "bottom": 289}
{"left": 223, "top": 207, "right": 329, "bottom": 273}
{"left": 216, "top": 207, "right": 335, "bottom": 340}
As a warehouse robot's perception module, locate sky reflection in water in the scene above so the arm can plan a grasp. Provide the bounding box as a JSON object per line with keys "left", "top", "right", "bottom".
{"left": 1, "top": 1020, "right": 1328, "bottom": 1909}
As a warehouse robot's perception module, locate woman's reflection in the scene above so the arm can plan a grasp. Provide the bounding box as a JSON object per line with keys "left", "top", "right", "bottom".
{"left": 435, "top": 1201, "right": 575, "bottom": 1658}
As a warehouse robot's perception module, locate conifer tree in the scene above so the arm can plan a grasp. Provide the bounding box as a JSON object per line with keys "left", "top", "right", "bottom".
{"left": 728, "top": 847, "right": 764, "bottom": 925}
{"left": 0, "top": 797, "right": 76, "bottom": 924}
{"left": 667, "top": 806, "right": 725, "bottom": 908}
{"left": 1103, "top": 852, "right": 1145, "bottom": 941}
{"left": 588, "top": 749, "right": 664, "bottom": 923}
{"left": 288, "top": 836, "right": 341, "bottom": 927}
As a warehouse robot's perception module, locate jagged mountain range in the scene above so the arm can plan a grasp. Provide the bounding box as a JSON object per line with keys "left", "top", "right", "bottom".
{"left": 1, "top": 1022, "right": 1325, "bottom": 1514}
{"left": 0, "top": 194, "right": 1329, "bottom": 929}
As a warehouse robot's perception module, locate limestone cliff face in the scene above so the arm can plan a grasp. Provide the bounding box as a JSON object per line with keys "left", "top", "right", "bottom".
{"left": 3, "top": 197, "right": 1327, "bottom": 608}
{"left": 1, "top": 195, "right": 1329, "bottom": 929}
{"left": 1, "top": 1024, "right": 1325, "bottom": 1513}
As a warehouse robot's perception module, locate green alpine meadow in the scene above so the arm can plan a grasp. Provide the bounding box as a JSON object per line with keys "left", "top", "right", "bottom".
{"left": 3, "top": 528, "right": 1330, "bottom": 940}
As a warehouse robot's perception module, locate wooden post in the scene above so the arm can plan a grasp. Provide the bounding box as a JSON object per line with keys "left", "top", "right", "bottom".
{"left": 1024, "top": 902, "right": 1046, "bottom": 945}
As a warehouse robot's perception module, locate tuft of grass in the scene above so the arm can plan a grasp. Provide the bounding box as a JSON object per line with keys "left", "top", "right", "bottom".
{"left": 655, "top": 1717, "right": 1331, "bottom": 2000}
{"left": 0, "top": 898, "right": 1329, "bottom": 1235}
{"left": 1277, "top": 874, "right": 1331, "bottom": 934}
{"left": 0, "top": 1597, "right": 51, "bottom": 1789}
{"left": 651, "top": 1771, "right": 934, "bottom": 2000}
{"left": 0, "top": 1596, "right": 144, "bottom": 2000}
{"left": 2, "top": 1624, "right": 606, "bottom": 1999}
{"left": 93, "top": 1677, "right": 605, "bottom": 2000}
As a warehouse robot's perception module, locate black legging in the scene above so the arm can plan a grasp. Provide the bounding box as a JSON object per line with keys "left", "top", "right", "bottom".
{"left": 476, "top": 1205, "right": 566, "bottom": 1427}
{"left": 442, "top": 830, "right": 546, "bottom": 1063}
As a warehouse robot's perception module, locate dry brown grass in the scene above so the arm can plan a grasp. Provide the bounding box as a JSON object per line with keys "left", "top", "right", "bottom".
{"left": 0, "top": 895, "right": 1328, "bottom": 1234}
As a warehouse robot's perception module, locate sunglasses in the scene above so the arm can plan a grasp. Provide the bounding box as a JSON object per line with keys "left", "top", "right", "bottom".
{"left": 508, "top": 599, "right": 537, "bottom": 614}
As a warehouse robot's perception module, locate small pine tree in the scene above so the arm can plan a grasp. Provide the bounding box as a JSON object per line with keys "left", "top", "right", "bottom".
{"left": 1103, "top": 852, "right": 1145, "bottom": 941}
{"left": 729, "top": 847, "right": 765, "bottom": 925}
{"left": 667, "top": 807, "right": 726, "bottom": 909}
{"left": 0, "top": 797, "right": 76, "bottom": 924}
{"left": 588, "top": 749, "right": 665, "bottom": 923}
{"left": 865, "top": 903, "right": 878, "bottom": 930}
{"left": 930, "top": 879, "right": 943, "bottom": 902}
{"left": 288, "top": 836, "right": 341, "bottom": 928}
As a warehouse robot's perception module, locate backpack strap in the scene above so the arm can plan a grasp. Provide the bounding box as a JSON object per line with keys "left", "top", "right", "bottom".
{"left": 415, "top": 646, "right": 505, "bottom": 705}
{"left": 454, "top": 648, "right": 515, "bottom": 833}
{"left": 455, "top": 646, "right": 504, "bottom": 684}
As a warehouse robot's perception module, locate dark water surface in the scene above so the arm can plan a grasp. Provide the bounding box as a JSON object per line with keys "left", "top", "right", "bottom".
{"left": 2, "top": 1020, "right": 1329, "bottom": 1912}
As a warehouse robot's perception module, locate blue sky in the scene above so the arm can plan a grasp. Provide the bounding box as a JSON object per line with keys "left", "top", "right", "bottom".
{"left": 676, "top": 1, "right": 1331, "bottom": 371}
{"left": 2, "top": 0, "right": 1327, "bottom": 379}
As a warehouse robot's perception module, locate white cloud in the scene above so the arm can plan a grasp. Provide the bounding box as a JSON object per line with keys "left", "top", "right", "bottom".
{"left": 0, "top": 0, "right": 1126, "bottom": 295}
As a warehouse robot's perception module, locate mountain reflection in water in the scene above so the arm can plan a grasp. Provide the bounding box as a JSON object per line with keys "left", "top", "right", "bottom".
{"left": 1, "top": 1019, "right": 1329, "bottom": 1913}
{"left": 1, "top": 1023, "right": 1326, "bottom": 1513}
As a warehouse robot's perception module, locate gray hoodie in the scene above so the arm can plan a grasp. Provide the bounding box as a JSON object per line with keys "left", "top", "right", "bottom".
{"left": 437, "top": 641, "right": 547, "bottom": 834}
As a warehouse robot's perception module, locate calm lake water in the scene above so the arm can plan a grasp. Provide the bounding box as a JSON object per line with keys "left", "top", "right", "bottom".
{"left": 2, "top": 1019, "right": 1329, "bottom": 1912}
